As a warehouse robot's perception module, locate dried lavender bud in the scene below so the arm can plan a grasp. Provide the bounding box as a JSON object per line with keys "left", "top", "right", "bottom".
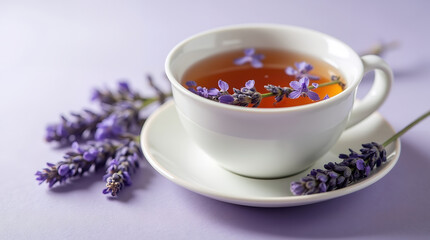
{"left": 38, "top": 78, "right": 171, "bottom": 196}
{"left": 46, "top": 81, "right": 158, "bottom": 145}
{"left": 331, "top": 75, "right": 346, "bottom": 90}
{"left": 290, "top": 142, "right": 386, "bottom": 195}
{"left": 229, "top": 80, "right": 262, "bottom": 107}
{"left": 35, "top": 140, "right": 119, "bottom": 187}
{"left": 95, "top": 101, "right": 142, "bottom": 140}
{"left": 102, "top": 140, "right": 142, "bottom": 196}
{"left": 45, "top": 109, "right": 107, "bottom": 145}
{"left": 264, "top": 85, "right": 293, "bottom": 103}
{"left": 91, "top": 81, "right": 142, "bottom": 106}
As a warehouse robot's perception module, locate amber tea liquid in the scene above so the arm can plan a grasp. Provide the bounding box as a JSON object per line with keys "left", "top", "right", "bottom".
{"left": 181, "top": 48, "right": 344, "bottom": 108}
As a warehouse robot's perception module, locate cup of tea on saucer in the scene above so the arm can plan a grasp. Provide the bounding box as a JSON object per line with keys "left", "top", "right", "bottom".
{"left": 165, "top": 24, "right": 393, "bottom": 179}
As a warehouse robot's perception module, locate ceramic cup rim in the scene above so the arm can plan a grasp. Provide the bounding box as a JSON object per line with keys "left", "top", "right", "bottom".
{"left": 165, "top": 23, "right": 364, "bottom": 113}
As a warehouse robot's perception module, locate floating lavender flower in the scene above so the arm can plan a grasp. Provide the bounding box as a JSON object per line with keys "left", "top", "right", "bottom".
{"left": 285, "top": 61, "right": 320, "bottom": 80}
{"left": 289, "top": 77, "right": 320, "bottom": 101}
{"left": 217, "top": 80, "right": 235, "bottom": 104}
{"left": 186, "top": 79, "right": 262, "bottom": 107}
{"left": 185, "top": 76, "right": 342, "bottom": 106}
{"left": 231, "top": 80, "right": 262, "bottom": 107}
{"left": 103, "top": 140, "right": 142, "bottom": 196}
{"left": 234, "top": 48, "right": 265, "bottom": 68}
{"left": 186, "top": 81, "right": 220, "bottom": 100}
{"left": 218, "top": 80, "right": 229, "bottom": 92}
{"left": 35, "top": 140, "right": 119, "bottom": 187}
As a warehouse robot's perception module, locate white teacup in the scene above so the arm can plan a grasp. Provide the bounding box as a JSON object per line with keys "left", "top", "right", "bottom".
{"left": 165, "top": 24, "right": 392, "bottom": 178}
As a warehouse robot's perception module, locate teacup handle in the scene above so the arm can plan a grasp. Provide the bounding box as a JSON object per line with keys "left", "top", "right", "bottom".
{"left": 347, "top": 55, "right": 393, "bottom": 128}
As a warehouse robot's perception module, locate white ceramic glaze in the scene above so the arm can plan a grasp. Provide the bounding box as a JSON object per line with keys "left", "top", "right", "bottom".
{"left": 141, "top": 101, "right": 401, "bottom": 208}
{"left": 165, "top": 24, "right": 393, "bottom": 178}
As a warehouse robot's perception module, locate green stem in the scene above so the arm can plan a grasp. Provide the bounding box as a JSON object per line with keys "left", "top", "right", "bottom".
{"left": 138, "top": 92, "right": 173, "bottom": 109}
{"left": 382, "top": 110, "right": 430, "bottom": 147}
{"left": 260, "top": 80, "right": 341, "bottom": 98}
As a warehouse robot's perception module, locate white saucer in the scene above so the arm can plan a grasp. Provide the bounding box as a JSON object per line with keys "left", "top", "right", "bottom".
{"left": 141, "top": 101, "right": 401, "bottom": 207}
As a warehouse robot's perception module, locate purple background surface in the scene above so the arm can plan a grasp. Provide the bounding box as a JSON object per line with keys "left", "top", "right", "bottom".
{"left": 1, "top": 1, "right": 429, "bottom": 239}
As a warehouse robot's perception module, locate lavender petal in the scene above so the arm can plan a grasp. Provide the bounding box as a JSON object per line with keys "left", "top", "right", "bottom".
{"left": 245, "top": 80, "right": 255, "bottom": 89}
{"left": 218, "top": 80, "right": 229, "bottom": 91}
{"left": 219, "top": 95, "right": 235, "bottom": 104}
{"left": 289, "top": 81, "right": 301, "bottom": 90}
{"left": 285, "top": 67, "right": 298, "bottom": 76}
{"left": 307, "top": 91, "right": 320, "bottom": 101}
{"left": 288, "top": 90, "right": 301, "bottom": 99}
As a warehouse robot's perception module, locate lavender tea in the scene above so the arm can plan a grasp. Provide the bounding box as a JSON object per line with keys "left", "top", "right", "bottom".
{"left": 182, "top": 48, "right": 344, "bottom": 108}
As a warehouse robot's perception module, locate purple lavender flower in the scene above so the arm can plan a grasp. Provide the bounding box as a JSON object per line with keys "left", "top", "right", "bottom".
{"left": 186, "top": 81, "right": 197, "bottom": 89}
{"left": 47, "top": 80, "right": 159, "bottom": 145}
{"left": 95, "top": 114, "right": 125, "bottom": 140}
{"left": 219, "top": 95, "right": 235, "bottom": 104}
{"left": 186, "top": 81, "right": 220, "bottom": 100}
{"left": 231, "top": 80, "right": 262, "bottom": 107}
{"left": 35, "top": 140, "right": 118, "bottom": 187}
{"left": 39, "top": 78, "right": 169, "bottom": 196}
{"left": 186, "top": 79, "right": 262, "bottom": 107}
{"left": 218, "top": 80, "right": 229, "bottom": 92}
{"left": 217, "top": 80, "right": 235, "bottom": 104}
{"left": 285, "top": 61, "right": 320, "bottom": 80}
{"left": 45, "top": 110, "right": 106, "bottom": 145}
{"left": 91, "top": 81, "right": 140, "bottom": 105}
{"left": 234, "top": 48, "right": 265, "bottom": 68}
{"left": 103, "top": 140, "right": 142, "bottom": 196}
{"left": 288, "top": 77, "right": 320, "bottom": 101}
{"left": 290, "top": 142, "right": 386, "bottom": 195}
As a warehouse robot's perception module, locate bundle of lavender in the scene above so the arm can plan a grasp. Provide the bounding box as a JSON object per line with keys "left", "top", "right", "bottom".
{"left": 35, "top": 76, "right": 168, "bottom": 196}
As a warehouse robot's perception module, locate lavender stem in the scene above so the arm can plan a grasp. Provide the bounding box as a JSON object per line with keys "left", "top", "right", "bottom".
{"left": 260, "top": 80, "right": 341, "bottom": 98}
{"left": 383, "top": 110, "right": 430, "bottom": 147}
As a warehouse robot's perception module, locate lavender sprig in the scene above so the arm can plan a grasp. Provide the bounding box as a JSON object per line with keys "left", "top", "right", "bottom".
{"left": 186, "top": 77, "right": 341, "bottom": 107}
{"left": 187, "top": 58, "right": 343, "bottom": 107}
{"left": 45, "top": 81, "right": 161, "bottom": 145}
{"left": 35, "top": 140, "right": 119, "bottom": 187}
{"left": 102, "top": 140, "right": 142, "bottom": 196}
{"left": 38, "top": 76, "right": 170, "bottom": 197}
{"left": 290, "top": 111, "right": 430, "bottom": 195}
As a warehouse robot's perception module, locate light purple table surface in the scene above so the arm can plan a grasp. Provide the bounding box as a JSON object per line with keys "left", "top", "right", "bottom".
{"left": 1, "top": 1, "right": 429, "bottom": 239}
